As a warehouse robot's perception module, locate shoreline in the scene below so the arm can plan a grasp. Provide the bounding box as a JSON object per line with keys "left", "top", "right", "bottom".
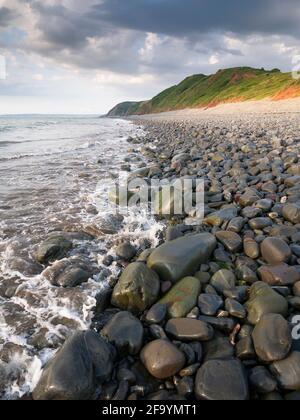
{"left": 3, "top": 110, "right": 300, "bottom": 400}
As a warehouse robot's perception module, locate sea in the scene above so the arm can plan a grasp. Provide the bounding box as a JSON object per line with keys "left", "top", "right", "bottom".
{"left": 0, "top": 115, "right": 163, "bottom": 399}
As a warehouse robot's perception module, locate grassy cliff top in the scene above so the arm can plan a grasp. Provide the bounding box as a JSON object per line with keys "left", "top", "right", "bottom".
{"left": 107, "top": 67, "right": 300, "bottom": 116}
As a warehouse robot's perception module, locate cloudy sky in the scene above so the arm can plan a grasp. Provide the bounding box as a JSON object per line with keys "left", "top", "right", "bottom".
{"left": 0, "top": 0, "right": 299, "bottom": 114}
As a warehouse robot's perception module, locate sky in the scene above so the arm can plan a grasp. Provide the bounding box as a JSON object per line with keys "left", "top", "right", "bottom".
{"left": 0, "top": 0, "right": 300, "bottom": 114}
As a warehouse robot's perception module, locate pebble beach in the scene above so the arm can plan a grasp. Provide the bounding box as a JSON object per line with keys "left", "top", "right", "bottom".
{"left": 1, "top": 101, "right": 300, "bottom": 400}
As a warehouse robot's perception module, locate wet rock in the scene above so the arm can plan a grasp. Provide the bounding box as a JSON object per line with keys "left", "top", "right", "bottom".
{"left": 223, "top": 287, "right": 249, "bottom": 303}
{"left": 159, "top": 277, "right": 201, "bottom": 318}
{"left": 165, "top": 318, "right": 214, "bottom": 342}
{"left": 243, "top": 238, "right": 260, "bottom": 259}
{"left": 261, "top": 237, "right": 292, "bottom": 265}
{"left": 249, "top": 366, "right": 277, "bottom": 394}
{"left": 198, "top": 316, "right": 236, "bottom": 334}
{"left": 140, "top": 339, "right": 185, "bottom": 380}
{"left": 239, "top": 190, "right": 260, "bottom": 207}
{"left": 252, "top": 314, "right": 292, "bottom": 362}
{"left": 175, "top": 376, "right": 194, "bottom": 397}
{"left": 236, "top": 337, "right": 256, "bottom": 360}
{"left": 225, "top": 299, "right": 246, "bottom": 319}
{"left": 43, "top": 258, "right": 91, "bottom": 287}
{"left": 198, "top": 293, "right": 223, "bottom": 316}
{"left": 210, "top": 269, "right": 236, "bottom": 293}
{"left": 147, "top": 233, "right": 217, "bottom": 283}
{"left": 145, "top": 303, "right": 167, "bottom": 325}
{"left": 227, "top": 217, "right": 246, "bottom": 233}
{"left": 270, "top": 352, "right": 300, "bottom": 390}
{"left": 246, "top": 282, "right": 288, "bottom": 325}
{"left": 282, "top": 203, "right": 300, "bottom": 224}
{"left": 215, "top": 231, "right": 242, "bottom": 253}
{"left": 101, "top": 311, "right": 144, "bottom": 355}
{"left": 258, "top": 263, "right": 300, "bottom": 286}
{"left": 195, "top": 359, "right": 249, "bottom": 400}
{"left": 236, "top": 265, "right": 258, "bottom": 285}
{"left": 293, "top": 282, "right": 300, "bottom": 297}
{"left": 116, "top": 243, "right": 136, "bottom": 261}
{"left": 249, "top": 217, "right": 272, "bottom": 230}
{"left": 33, "top": 331, "right": 114, "bottom": 400}
{"left": 204, "top": 207, "right": 238, "bottom": 227}
{"left": 111, "top": 262, "right": 160, "bottom": 313}
{"left": 35, "top": 234, "right": 72, "bottom": 264}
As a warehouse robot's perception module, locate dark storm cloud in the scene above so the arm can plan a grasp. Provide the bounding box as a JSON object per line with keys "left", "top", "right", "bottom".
{"left": 0, "top": 7, "right": 16, "bottom": 27}
{"left": 95, "top": 0, "right": 300, "bottom": 38}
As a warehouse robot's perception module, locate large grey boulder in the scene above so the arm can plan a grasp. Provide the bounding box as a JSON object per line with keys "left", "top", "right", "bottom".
{"left": 33, "top": 331, "right": 114, "bottom": 400}
{"left": 147, "top": 233, "right": 217, "bottom": 283}
{"left": 111, "top": 262, "right": 160, "bottom": 313}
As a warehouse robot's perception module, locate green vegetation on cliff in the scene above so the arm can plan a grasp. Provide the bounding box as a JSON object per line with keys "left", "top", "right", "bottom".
{"left": 107, "top": 67, "right": 300, "bottom": 116}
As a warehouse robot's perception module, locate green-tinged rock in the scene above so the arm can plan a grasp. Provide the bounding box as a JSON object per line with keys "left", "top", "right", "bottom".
{"left": 147, "top": 233, "right": 217, "bottom": 283}
{"left": 245, "top": 282, "right": 288, "bottom": 325}
{"left": 159, "top": 277, "right": 201, "bottom": 318}
{"left": 111, "top": 262, "right": 160, "bottom": 313}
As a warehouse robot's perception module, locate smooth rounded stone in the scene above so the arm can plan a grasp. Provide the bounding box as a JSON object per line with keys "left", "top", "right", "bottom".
{"left": 35, "top": 234, "right": 72, "bottom": 264}
{"left": 111, "top": 262, "right": 160, "bottom": 314}
{"left": 271, "top": 225, "right": 298, "bottom": 239}
{"left": 239, "top": 190, "right": 260, "bottom": 207}
{"left": 258, "top": 263, "right": 300, "bottom": 286}
{"left": 159, "top": 277, "right": 201, "bottom": 318}
{"left": 101, "top": 311, "right": 144, "bottom": 355}
{"left": 214, "top": 248, "right": 231, "bottom": 263}
{"left": 255, "top": 199, "right": 273, "bottom": 212}
{"left": 252, "top": 314, "right": 292, "bottom": 362}
{"left": 285, "top": 176, "right": 300, "bottom": 188}
{"left": 272, "top": 286, "right": 290, "bottom": 297}
{"left": 282, "top": 203, "right": 300, "bottom": 224}
{"left": 33, "top": 331, "right": 114, "bottom": 400}
{"left": 147, "top": 233, "right": 217, "bottom": 284}
{"left": 140, "top": 339, "right": 186, "bottom": 380}
{"left": 42, "top": 258, "right": 91, "bottom": 287}
{"left": 293, "top": 282, "right": 300, "bottom": 297}
{"left": 227, "top": 217, "right": 246, "bottom": 233}
{"left": 198, "top": 293, "right": 223, "bottom": 316}
{"left": 115, "top": 243, "right": 136, "bottom": 261}
{"left": 203, "top": 336, "right": 234, "bottom": 362}
{"left": 249, "top": 218, "right": 273, "bottom": 231}
{"left": 215, "top": 231, "right": 242, "bottom": 253}
{"left": 236, "top": 266, "right": 258, "bottom": 285}
{"left": 242, "top": 206, "right": 262, "bottom": 219}
{"left": 145, "top": 303, "right": 167, "bottom": 325}
{"left": 261, "top": 237, "right": 292, "bottom": 265}
{"left": 223, "top": 287, "right": 249, "bottom": 303}
{"left": 291, "top": 244, "right": 300, "bottom": 257}
{"left": 117, "top": 368, "right": 136, "bottom": 385}
{"left": 195, "top": 359, "right": 249, "bottom": 401}
{"left": 246, "top": 282, "right": 288, "bottom": 325}
{"left": 243, "top": 238, "right": 260, "bottom": 259}
{"left": 225, "top": 299, "right": 246, "bottom": 319}
{"left": 236, "top": 336, "right": 256, "bottom": 360}
{"left": 198, "top": 316, "right": 236, "bottom": 334}
{"left": 249, "top": 366, "right": 277, "bottom": 394}
{"left": 210, "top": 269, "right": 236, "bottom": 294}
{"left": 270, "top": 352, "right": 300, "bottom": 390}
{"left": 137, "top": 249, "right": 153, "bottom": 263}
{"left": 238, "top": 325, "right": 254, "bottom": 340}
{"left": 165, "top": 318, "right": 214, "bottom": 342}
{"left": 204, "top": 207, "right": 238, "bottom": 227}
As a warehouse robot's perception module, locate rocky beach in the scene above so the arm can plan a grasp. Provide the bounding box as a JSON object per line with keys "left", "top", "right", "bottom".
{"left": 1, "top": 106, "right": 300, "bottom": 401}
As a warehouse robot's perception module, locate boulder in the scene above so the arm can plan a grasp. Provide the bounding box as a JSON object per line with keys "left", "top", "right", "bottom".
{"left": 245, "top": 282, "right": 288, "bottom": 325}
{"left": 111, "top": 262, "right": 160, "bottom": 313}
{"left": 270, "top": 352, "right": 300, "bottom": 390}
{"left": 35, "top": 234, "right": 72, "bottom": 264}
{"left": 258, "top": 264, "right": 300, "bottom": 286}
{"left": 195, "top": 359, "right": 249, "bottom": 400}
{"left": 42, "top": 258, "right": 91, "bottom": 287}
{"left": 140, "top": 339, "right": 185, "bottom": 379}
{"left": 165, "top": 318, "right": 214, "bottom": 342}
{"left": 261, "top": 238, "right": 292, "bottom": 265}
{"left": 159, "top": 277, "right": 201, "bottom": 318}
{"left": 148, "top": 233, "right": 216, "bottom": 283}
{"left": 33, "top": 331, "right": 114, "bottom": 400}
{"left": 252, "top": 314, "right": 292, "bottom": 362}
{"left": 101, "top": 311, "right": 144, "bottom": 355}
